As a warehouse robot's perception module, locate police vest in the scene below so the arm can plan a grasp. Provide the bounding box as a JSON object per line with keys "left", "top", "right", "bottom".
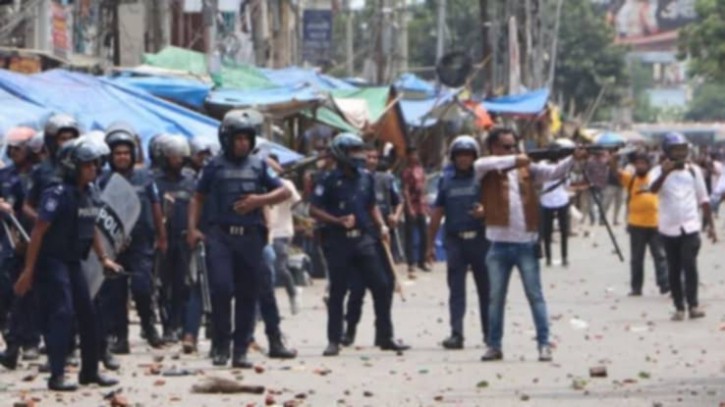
{"left": 41, "top": 184, "right": 100, "bottom": 262}
{"left": 154, "top": 168, "right": 195, "bottom": 237}
{"left": 316, "top": 168, "right": 376, "bottom": 234}
{"left": 208, "top": 155, "right": 267, "bottom": 226}
{"left": 440, "top": 171, "right": 484, "bottom": 234}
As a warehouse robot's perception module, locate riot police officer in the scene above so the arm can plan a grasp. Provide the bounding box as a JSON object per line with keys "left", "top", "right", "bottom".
{"left": 426, "top": 135, "right": 490, "bottom": 350}
{"left": 23, "top": 113, "right": 81, "bottom": 222}
{"left": 341, "top": 146, "right": 402, "bottom": 346}
{"left": 153, "top": 135, "right": 196, "bottom": 342}
{"left": 187, "top": 109, "right": 291, "bottom": 368}
{"left": 100, "top": 122, "right": 166, "bottom": 353}
{"left": 0, "top": 127, "right": 41, "bottom": 369}
{"left": 310, "top": 133, "right": 409, "bottom": 356}
{"left": 13, "top": 138, "right": 120, "bottom": 391}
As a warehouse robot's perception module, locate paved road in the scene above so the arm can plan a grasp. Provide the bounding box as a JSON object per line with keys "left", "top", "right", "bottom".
{"left": 1, "top": 225, "right": 724, "bottom": 406}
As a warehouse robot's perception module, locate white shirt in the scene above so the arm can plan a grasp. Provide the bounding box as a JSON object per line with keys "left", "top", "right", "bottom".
{"left": 269, "top": 179, "right": 302, "bottom": 239}
{"left": 540, "top": 178, "right": 570, "bottom": 209}
{"left": 648, "top": 164, "right": 708, "bottom": 237}
{"left": 474, "top": 156, "right": 574, "bottom": 243}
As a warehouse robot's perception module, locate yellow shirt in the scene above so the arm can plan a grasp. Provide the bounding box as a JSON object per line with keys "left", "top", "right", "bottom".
{"left": 619, "top": 171, "right": 658, "bottom": 228}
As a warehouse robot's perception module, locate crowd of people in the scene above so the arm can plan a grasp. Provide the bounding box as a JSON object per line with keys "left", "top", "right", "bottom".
{"left": 0, "top": 111, "right": 720, "bottom": 392}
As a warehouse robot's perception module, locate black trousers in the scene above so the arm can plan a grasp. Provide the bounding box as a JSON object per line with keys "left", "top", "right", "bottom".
{"left": 540, "top": 204, "right": 569, "bottom": 263}
{"left": 628, "top": 226, "right": 668, "bottom": 293}
{"left": 405, "top": 213, "right": 427, "bottom": 267}
{"left": 661, "top": 232, "right": 701, "bottom": 311}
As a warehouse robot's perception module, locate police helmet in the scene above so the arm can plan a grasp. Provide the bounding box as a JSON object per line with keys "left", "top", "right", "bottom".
{"left": 662, "top": 132, "right": 688, "bottom": 159}
{"left": 190, "top": 135, "right": 220, "bottom": 156}
{"left": 330, "top": 132, "right": 366, "bottom": 168}
{"left": 105, "top": 121, "right": 139, "bottom": 162}
{"left": 28, "top": 131, "right": 45, "bottom": 155}
{"left": 5, "top": 126, "right": 36, "bottom": 149}
{"left": 57, "top": 139, "right": 104, "bottom": 181}
{"left": 449, "top": 135, "right": 480, "bottom": 159}
{"left": 218, "top": 109, "right": 263, "bottom": 156}
{"left": 148, "top": 133, "right": 173, "bottom": 167}
{"left": 159, "top": 134, "right": 191, "bottom": 170}
{"left": 43, "top": 113, "right": 80, "bottom": 157}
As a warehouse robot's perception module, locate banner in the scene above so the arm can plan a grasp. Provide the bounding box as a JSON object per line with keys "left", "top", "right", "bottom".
{"left": 49, "top": 2, "right": 73, "bottom": 60}
{"left": 302, "top": 9, "right": 333, "bottom": 66}
{"left": 593, "top": 0, "right": 697, "bottom": 41}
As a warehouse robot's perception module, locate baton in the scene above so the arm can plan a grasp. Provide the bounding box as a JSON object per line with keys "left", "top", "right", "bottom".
{"left": 381, "top": 239, "right": 406, "bottom": 302}
{"left": 7, "top": 213, "right": 29, "bottom": 243}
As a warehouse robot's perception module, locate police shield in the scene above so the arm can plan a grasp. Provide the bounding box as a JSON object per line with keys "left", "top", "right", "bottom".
{"left": 82, "top": 173, "right": 141, "bottom": 297}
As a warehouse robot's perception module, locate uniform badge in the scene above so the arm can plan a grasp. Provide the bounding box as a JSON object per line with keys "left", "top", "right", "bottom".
{"left": 315, "top": 185, "right": 324, "bottom": 196}
{"left": 45, "top": 197, "right": 58, "bottom": 212}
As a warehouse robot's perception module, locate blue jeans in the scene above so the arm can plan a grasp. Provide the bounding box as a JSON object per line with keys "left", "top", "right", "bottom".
{"left": 486, "top": 241, "right": 549, "bottom": 350}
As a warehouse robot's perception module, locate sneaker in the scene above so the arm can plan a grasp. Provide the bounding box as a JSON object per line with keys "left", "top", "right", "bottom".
{"left": 659, "top": 286, "right": 671, "bottom": 295}
{"left": 22, "top": 345, "right": 40, "bottom": 361}
{"left": 689, "top": 307, "right": 705, "bottom": 319}
{"left": 538, "top": 345, "right": 553, "bottom": 362}
{"left": 671, "top": 310, "right": 685, "bottom": 321}
{"left": 480, "top": 347, "right": 503, "bottom": 362}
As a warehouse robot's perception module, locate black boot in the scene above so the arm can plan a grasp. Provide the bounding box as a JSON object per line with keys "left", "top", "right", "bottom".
{"left": 212, "top": 344, "right": 230, "bottom": 366}
{"left": 109, "top": 337, "right": 130, "bottom": 355}
{"left": 341, "top": 326, "right": 356, "bottom": 347}
{"left": 442, "top": 333, "right": 464, "bottom": 350}
{"left": 379, "top": 338, "right": 410, "bottom": 352}
{"left": 0, "top": 343, "right": 19, "bottom": 370}
{"left": 48, "top": 375, "right": 78, "bottom": 392}
{"left": 232, "top": 352, "right": 253, "bottom": 369}
{"left": 144, "top": 324, "right": 165, "bottom": 348}
{"left": 101, "top": 349, "right": 120, "bottom": 371}
{"left": 268, "top": 335, "right": 297, "bottom": 359}
{"left": 78, "top": 371, "right": 118, "bottom": 387}
{"left": 323, "top": 342, "right": 340, "bottom": 357}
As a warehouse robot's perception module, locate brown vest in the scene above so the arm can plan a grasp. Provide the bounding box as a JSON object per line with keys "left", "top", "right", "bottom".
{"left": 481, "top": 167, "right": 540, "bottom": 232}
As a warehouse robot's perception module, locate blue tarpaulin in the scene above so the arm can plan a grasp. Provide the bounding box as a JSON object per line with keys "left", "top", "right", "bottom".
{"left": 206, "top": 84, "right": 324, "bottom": 108}
{"left": 110, "top": 74, "right": 212, "bottom": 109}
{"left": 261, "top": 66, "right": 355, "bottom": 91}
{"left": 395, "top": 73, "right": 437, "bottom": 96}
{"left": 0, "top": 69, "right": 302, "bottom": 164}
{"left": 482, "top": 88, "right": 550, "bottom": 115}
{"left": 399, "top": 95, "right": 456, "bottom": 127}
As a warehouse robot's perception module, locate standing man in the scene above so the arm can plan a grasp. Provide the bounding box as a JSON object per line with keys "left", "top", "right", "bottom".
{"left": 310, "top": 133, "right": 409, "bottom": 357}
{"left": 583, "top": 150, "right": 610, "bottom": 225}
{"left": 0, "top": 127, "right": 41, "bottom": 369}
{"left": 426, "top": 136, "right": 489, "bottom": 350}
{"left": 612, "top": 151, "right": 669, "bottom": 296}
{"left": 187, "top": 109, "right": 292, "bottom": 368}
{"left": 649, "top": 133, "right": 715, "bottom": 320}
{"left": 153, "top": 135, "right": 196, "bottom": 342}
{"left": 402, "top": 147, "right": 430, "bottom": 275}
{"left": 13, "top": 139, "right": 119, "bottom": 391}
{"left": 476, "top": 128, "right": 586, "bottom": 362}
{"left": 342, "top": 147, "right": 401, "bottom": 346}
{"left": 100, "top": 123, "right": 166, "bottom": 353}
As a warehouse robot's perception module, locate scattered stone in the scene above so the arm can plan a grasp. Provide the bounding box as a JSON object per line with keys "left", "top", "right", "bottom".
{"left": 363, "top": 391, "right": 373, "bottom": 397}
{"left": 589, "top": 366, "right": 607, "bottom": 378}
{"left": 476, "top": 380, "right": 489, "bottom": 389}
{"left": 571, "top": 377, "right": 588, "bottom": 390}
{"left": 191, "top": 376, "right": 265, "bottom": 394}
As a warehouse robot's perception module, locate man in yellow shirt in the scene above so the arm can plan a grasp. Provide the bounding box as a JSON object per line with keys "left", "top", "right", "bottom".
{"left": 612, "top": 151, "right": 669, "bottom": 296}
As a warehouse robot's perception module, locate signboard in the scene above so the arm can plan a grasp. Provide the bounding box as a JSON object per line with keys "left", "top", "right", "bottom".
{"left": 302, "top": 9, "right": 333, "bottom": 66}
{"left": 49, "top": 2, "right": 73, "bottom": 59}
{"left": 593, "top": 0, "right": 696, "bottom": 41}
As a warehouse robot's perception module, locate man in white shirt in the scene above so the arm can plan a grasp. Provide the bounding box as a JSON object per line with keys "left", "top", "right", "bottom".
{"left": 268, "top": 154, "right": 303, "bottom": 314}
{"left": 476, "top": 128, "right": 586, "bottom": 363}
{"left": 649, "top": 133, "right": 716, "bottom": 321}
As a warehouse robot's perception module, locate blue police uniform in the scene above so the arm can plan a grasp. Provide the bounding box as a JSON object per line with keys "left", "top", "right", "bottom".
{"left": 0, "top": 165, "right": 39, "bottom": 351}
{"left": 196, "top": 154, "right": 282, "bottom": 356}
{"left": 434, "top": 164, "right": 490, "bottom": 340}
{"left": 98, "top": 168, "right": 160, "bottom": 343}
{"left": 35, "top": 182, "right": 101, "bottom": 379}
{"left": 154, "top": 168, "right": 196, "bottom": 337}
{"left": 344, "top": 171, "right": 400, "bottom": 339}
{"left": 311, "top": 168, "right": 394, "bottom": 344}
{"left": 26, "top": 160, "right": 60, "bottom": 209}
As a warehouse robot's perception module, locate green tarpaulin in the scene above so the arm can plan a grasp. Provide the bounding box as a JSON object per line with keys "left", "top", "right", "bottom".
{"left": 304, "top": 87, "right": 392, "bottom": 132}
{"left": 142, "top": 47, "right": 274, "bottom": 90}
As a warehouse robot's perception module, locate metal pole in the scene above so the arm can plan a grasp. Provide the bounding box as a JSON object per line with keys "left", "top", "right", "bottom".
{"left": 436, "top": 0, "right": 446, "bottom": 62}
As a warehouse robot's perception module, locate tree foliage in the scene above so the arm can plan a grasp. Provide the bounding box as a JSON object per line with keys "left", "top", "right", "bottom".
{"left": 685, "top": 82, "right": 725, "bottom": 121}
{"left": 553, "top": 1, "right": 629, "bottom": 118}
{"left": 678, "top": 0, "right": 725, "bottom": 81}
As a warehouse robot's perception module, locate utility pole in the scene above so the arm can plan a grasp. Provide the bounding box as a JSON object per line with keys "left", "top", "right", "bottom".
{"left": 436, "top": 0, "right": 446, "bottom": 62}
{"left": 479, "top": 0, "right": 491, "bottom": 95}
{"left": 398, "top": 0, "right": 408, "bottom": 74}
{"left": 205, "top": 0, "right": 218, "bottom": 75}
{"left": 344, "top": 0, "right": 354, "bottom": 76}
{"left": 112, "top": 0, "right": 120, "bottom": 65}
